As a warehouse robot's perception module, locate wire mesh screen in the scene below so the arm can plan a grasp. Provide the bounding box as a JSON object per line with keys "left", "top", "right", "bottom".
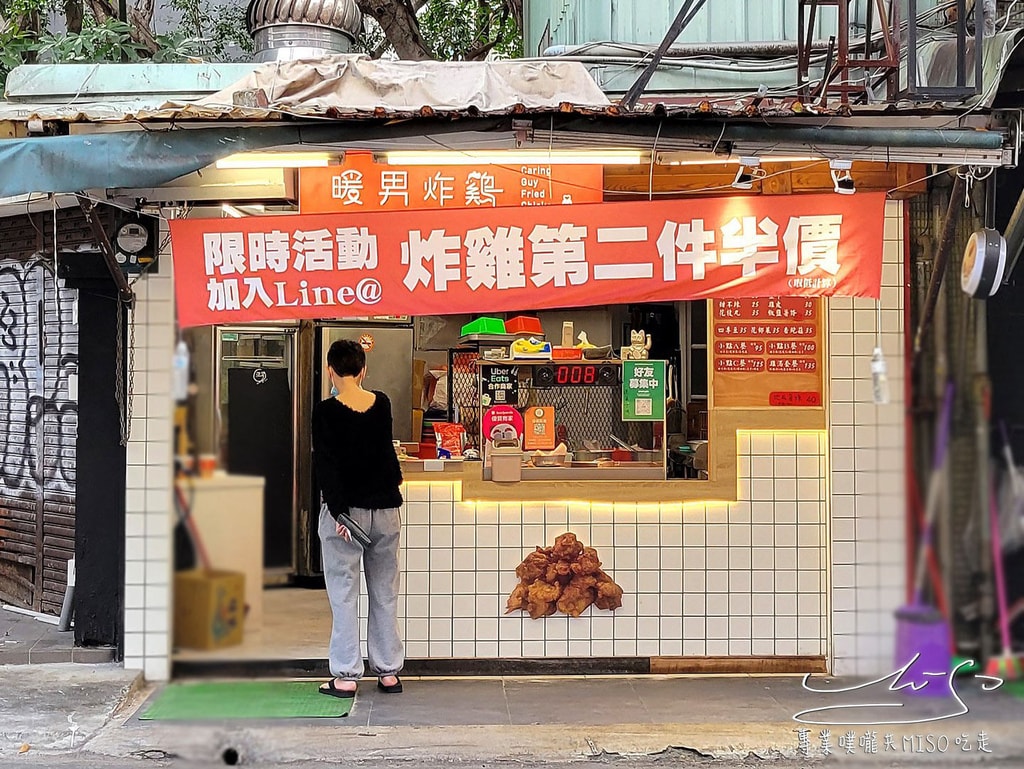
{"left": 448, "top": 350, "right": 660, "bottom": 453}
{"left": 448, "top": 349, "right": 482, "bottom": 450}
{"left": 516, "top": 379, "right": 658, "bottom": 452}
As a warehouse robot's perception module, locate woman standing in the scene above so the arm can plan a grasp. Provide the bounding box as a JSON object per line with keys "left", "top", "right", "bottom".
{"left": 313, "top": 339, "right": 404, "bottom": 698}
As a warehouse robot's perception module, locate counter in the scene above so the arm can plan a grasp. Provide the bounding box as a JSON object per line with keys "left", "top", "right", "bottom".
{"left": 400, "top": 458, "right": 467, "bottom": 481}
{"left": 461, "top": 407, "right": 825, "bottom": 503}
{"left": 389, "top": 422, "right": 830, "bottom": 671}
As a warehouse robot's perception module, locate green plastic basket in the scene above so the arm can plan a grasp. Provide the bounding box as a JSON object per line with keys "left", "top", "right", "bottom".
{"left": 460, "top": 317, "right": 506, "bottom": 336}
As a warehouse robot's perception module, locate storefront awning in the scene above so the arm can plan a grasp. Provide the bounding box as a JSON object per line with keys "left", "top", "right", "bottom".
{"left": 0, "top": 121, "right": 508, "bottom": 198}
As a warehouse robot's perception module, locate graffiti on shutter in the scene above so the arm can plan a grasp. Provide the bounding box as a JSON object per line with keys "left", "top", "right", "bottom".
{"left": 0, "top": 213, "right": 83, "bottom": 612}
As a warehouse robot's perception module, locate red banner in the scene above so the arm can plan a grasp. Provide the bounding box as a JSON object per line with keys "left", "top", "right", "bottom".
{"left": 170, "top": 193, "right": 885, "bottom": 327}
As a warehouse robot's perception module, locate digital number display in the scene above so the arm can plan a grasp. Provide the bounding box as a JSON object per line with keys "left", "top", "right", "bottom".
{"left": 534, "top": 364, "right": 616, "bottom": 388}
{"left": 555, "top": 364, "right": 598, "bottom": 385}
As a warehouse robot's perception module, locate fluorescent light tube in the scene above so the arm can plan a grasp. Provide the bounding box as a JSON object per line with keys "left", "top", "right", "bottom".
{"left": 383, "top": 149, "right": 646, "bottom": 166}
{"left": 215, "top": 152, "right": 334, "bottom": 169}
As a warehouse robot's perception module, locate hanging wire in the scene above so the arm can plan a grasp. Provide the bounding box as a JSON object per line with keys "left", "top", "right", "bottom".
{"left": 648, "top": 120, "right": 663, "bottom": 201}
{"left": 51, "top": 195, "right": 61, "bottom": 318}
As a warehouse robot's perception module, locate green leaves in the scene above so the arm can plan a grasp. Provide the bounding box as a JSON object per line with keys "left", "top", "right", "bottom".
{"left": 358, "top": 0, "right": 523, "bottom": 61}
{"left": 417, "top": 0, "right": 522, "bottom": 60}
{"left": 36, "top": 18, "right": 149, "bottom": 62}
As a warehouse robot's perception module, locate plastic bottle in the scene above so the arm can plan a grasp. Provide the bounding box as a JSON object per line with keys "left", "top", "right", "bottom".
{"left": 871, "top": 347, "right": 890, "bottom": 405}
{"left": 172, "top": 339, "right": 190, "bottom": 402}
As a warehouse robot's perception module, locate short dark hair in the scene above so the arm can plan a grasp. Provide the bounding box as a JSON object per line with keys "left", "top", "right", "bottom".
{"left": 326, "top": 339, "right": 365, "bottom": 378}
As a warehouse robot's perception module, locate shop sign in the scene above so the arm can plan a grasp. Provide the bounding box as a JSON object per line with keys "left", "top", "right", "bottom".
{"left": 523, "top": 405, "right": 556, "bottom": 450}
{"left": 482, "top": 405, "right": 524, "bottom": 443}
{"left": 170, "top": 193, "right": 885, "bottom": 327}
{"left": 622, "top": 360, "right": 666, "bottom": 421}
{"left": 712, "top": 297, "right": 824, "bottom": 408}
{"left": 299, "top": 154, "right": 604, "bottom": 213}
{"left": 481, "top": 365, "right": 518, "bottom": 407}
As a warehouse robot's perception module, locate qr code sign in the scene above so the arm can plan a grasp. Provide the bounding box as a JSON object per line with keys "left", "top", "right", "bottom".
{"left": 635, "top": 398, "right": 652, "bottom": 416}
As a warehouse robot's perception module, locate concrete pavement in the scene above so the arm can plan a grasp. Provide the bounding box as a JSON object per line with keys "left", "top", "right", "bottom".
{"left": 3, "top": 663, "right": 1024, "bottom": 765}
{"left": 0, "top": 663, "right": 140, "bottom": 757}
{"left": 0, "top": 607, "right": 115, "bottom": 665}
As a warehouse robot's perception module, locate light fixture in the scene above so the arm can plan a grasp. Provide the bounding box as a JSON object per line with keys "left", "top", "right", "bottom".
{"left": 221, "top": 203, "right": 267, "bottom": 218}
{"left": 731, "top": 156, "right": 765, "bottom": 190}
{"left": 215, "top": 152, "right": 336, "bottom": 169}
{"left": 829, "top": 159, "right": 855, "bottom": 195}
{"left": 961, "top": 227, "right": 1007, "bottom": 298}
{"left": 382, "top": 149, "right": 647, "bottom": 166}
{"left": 655, "top": 151, "right": 822, "bottom": 166}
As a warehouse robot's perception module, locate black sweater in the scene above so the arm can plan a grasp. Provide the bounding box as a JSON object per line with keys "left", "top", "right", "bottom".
{"left": 312, "top": 392, "right": 404, "bottom": 521}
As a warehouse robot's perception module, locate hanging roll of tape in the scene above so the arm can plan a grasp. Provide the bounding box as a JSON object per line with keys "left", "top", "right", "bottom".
{"left": 961, "top": 227, "right": 1007, "bottom": 299}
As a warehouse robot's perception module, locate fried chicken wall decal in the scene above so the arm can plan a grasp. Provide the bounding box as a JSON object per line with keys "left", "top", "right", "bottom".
{"left": 505, "top": 532, "right": 624, "bottom": 619}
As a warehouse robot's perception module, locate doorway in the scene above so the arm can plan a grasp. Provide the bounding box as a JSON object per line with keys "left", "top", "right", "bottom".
{"left": 216, "top": 328, "right": 298, "bottom": 578}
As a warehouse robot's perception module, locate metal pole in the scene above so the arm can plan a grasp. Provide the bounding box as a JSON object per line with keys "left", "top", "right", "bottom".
{"left": 75, "top": 195, "right": 134, "bottom": 305}
{"left": 620, "top": 0, "right": 709, "bottom": 110}
{"left": 913, "top": 172, "right": 966, "bottom": 360}
{"left": 907, "top": 0, "right": 919, "bottom": 96}
{"left": 957, "top": 0, "right": 967, "bottom": 88}
{"left": 975, "top": 304, "right": 994, "bottom": 666}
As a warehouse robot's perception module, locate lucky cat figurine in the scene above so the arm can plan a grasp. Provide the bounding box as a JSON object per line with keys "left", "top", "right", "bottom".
{"left": 621, "top": 329, "right": 652, "bottom": 360}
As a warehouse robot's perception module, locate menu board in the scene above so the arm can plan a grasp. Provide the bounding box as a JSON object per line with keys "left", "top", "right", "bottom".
{"left": 711, "top": 297, "right": 823, "bottom": 408}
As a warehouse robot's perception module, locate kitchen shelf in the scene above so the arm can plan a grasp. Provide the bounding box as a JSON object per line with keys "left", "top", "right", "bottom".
{"left": 483, "top": 465, "right": 665, "bottom": 481}
{"left": 477, "top": 359, "right": 621, "bottom": 366}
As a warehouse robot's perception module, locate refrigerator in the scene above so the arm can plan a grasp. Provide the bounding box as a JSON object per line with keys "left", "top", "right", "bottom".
{"left": 214, "top": 326, "right": 299, "bottom": 579}
{"left": 316, "top": 324, "right": 414, "bottom": 441}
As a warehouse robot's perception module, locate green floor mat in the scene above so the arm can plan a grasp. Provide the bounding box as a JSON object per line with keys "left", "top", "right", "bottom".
{"left": 140, "top": 681, "right": 353, "bottom": 720}
{"left": 1005, "top": 681, "right": 1024, "bottom": 700}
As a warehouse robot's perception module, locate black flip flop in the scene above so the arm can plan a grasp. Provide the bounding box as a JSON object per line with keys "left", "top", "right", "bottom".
{"left": 319, "top": 679, "right": 356, "bottom": 699}
{"left": 377, "top": 676, "right": 403, "bottom": 694}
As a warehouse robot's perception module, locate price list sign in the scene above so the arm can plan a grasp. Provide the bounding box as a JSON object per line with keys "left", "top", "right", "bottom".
{"left": 711, "top": 297, "right": 824, "bottom": 408}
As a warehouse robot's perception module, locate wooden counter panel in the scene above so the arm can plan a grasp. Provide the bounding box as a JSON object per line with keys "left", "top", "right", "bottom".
{"left": 401, "top": 460, "right": 467, "bottom": 482}
{"left": 650, "top": 655, "right": 827, "bottom": 674}
{"left": 462, "top": 408, "right": 826, "bottom": 503}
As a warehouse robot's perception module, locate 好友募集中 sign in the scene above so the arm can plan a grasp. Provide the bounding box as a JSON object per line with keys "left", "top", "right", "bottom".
{"left": 169, "top": 193, "right": 885, "bottom": 327}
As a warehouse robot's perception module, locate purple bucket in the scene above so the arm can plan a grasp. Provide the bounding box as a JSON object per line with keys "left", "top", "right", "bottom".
{"left": 894, "top": 605, "right": 954, "bottom": 697}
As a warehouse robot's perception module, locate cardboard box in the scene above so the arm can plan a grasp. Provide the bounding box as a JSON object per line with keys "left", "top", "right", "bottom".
{"left": 412, "top": 408, "right": 424, "bottom": 444}
{"left": 173, "top": 569, "right": 245, "bottom": 650}
{"left": 412, "top": 359, "right": 427, "bottom": 408}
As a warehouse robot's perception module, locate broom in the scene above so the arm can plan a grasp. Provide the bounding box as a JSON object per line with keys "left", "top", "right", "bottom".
{"left": 894, "top": 382, "right": 954, "bottom": 693}
{"left": 988, "top": 478, "right": 1024, "bottom": 680}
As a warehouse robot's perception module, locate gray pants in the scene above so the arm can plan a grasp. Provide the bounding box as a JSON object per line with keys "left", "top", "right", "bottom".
{"left": 318, "top": 503, "right": 404, "bottom": 680}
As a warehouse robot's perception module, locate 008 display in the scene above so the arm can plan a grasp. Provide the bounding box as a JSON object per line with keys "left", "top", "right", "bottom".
{"left": 534, "top": 363, "right": 618, "bottom": 388}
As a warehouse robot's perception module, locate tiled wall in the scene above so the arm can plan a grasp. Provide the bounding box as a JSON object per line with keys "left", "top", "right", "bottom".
{"left": 123, "top": 232, "right": 175, "bottom": 681}
{"left": 125, "top": 206, "right": 905, "bottom": 679}
{"left": 375, "top": 429, "right": 828, "bottom": 661}
{"left": 828, "top": 200, "right": 906, "bottom": 676}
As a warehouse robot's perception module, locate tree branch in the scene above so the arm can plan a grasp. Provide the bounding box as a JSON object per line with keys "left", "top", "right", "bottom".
{"left": 355, "top": 0, "right": 432, "bottom": 60}
{"left": 132, "top": 0, "right": 154, "bottom": 29}
{"left": 64, "top": 0, "right": 84, "bottom": 33}
{"left": 84, "top": 0, "right": 160, "bottom": 54}
{"left": 503, "top": 0, "right": 522, "bottom": 29}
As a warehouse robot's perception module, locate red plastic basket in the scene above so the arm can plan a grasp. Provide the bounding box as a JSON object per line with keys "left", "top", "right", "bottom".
{"left": 505, "top": 315, "right": 544, "bottom": 336}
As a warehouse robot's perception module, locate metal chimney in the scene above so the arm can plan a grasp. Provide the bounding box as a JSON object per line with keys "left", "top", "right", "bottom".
{"left": 246, "top": 0, "right": 363, "bottom": 62}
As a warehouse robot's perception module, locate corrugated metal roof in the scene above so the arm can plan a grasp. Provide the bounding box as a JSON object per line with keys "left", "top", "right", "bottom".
{"left": 0, "top": 56, "right": 612, "bottom": 124}
{"left": 0, "top": 29, "right": 1018, "bottom": 127}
